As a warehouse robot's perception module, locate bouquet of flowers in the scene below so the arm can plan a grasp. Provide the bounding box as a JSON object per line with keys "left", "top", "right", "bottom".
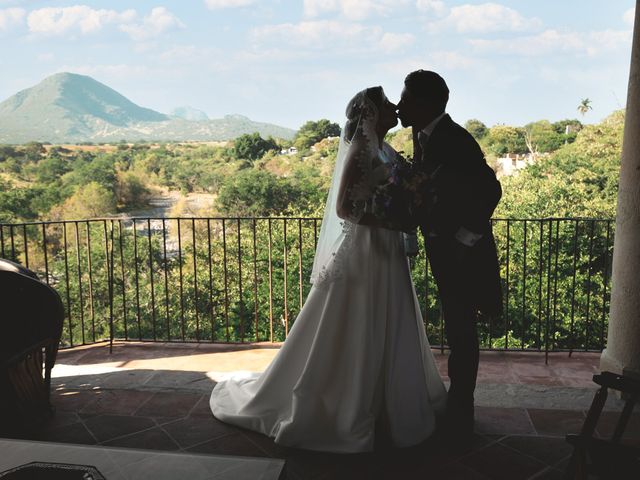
{"left": 372, "top": 151, "right": 428, "bottom": 231}
{"left": 372, "top": 151, "right": 429, "bottom": 257}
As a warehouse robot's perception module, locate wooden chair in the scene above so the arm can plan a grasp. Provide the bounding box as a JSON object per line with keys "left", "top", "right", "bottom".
{"left": 564, "top": 371, "right": 640, "bottom": 479}
{"left": 0, "top": 259, "right": 64, "bottom": 433}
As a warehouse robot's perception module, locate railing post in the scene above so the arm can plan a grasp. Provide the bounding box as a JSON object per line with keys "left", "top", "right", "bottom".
{"left": 569, "top": 220, "right": 579, "bottom": 356}
{"left": 192, "top": 218, "right": 199, "bottom": 342}
{"left": 253, "top": 218, "right": 259, "bottom": 342}
{"left": 63, "top": 222, "right": 72, "bottom": 346}
{"left": 149, "top": 218, "right": 157, "bottom": 341}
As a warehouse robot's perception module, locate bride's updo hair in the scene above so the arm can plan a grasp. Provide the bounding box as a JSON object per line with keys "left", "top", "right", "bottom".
{"left": 344, "top": 86, "right": 384, "bottom": 142}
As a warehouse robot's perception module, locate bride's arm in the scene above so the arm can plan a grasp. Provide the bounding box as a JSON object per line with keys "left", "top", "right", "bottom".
{"left": 336, "top": 137, "right": 373, "bottom": 223}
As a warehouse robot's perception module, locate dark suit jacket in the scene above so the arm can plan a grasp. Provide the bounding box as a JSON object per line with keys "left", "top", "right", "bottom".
{"left": 417, "top": 114, "right": 503, "bottom": 316}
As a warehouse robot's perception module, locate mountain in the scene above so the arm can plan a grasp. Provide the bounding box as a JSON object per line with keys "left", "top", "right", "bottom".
{"left": 0, "top": 73, "right": 296, "bottom": 143}
{"left": 171, "top": 106, "right": 209, "bottom": 121}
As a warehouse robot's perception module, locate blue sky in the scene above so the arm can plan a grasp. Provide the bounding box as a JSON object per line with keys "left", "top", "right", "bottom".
{"left": 0, "top": 0, "right": 636, "bottom": 130}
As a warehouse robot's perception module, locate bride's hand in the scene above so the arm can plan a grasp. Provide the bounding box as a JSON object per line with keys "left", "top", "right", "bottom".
{"left": 372, "top": 164, "right": 391, "bottom": 183}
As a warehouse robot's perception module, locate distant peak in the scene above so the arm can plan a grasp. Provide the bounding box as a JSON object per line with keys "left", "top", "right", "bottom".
{"left": 45, "top": 71, "right": 93, "bottom": 82}
{"left": 171, "top": 106, "right": 209, "bottom": 121}
{"left": 224, "top": 114, "right": 250, "bottom": 120}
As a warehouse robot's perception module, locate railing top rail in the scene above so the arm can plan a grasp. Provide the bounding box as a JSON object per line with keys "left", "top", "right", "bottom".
{"left": 0, "top": 216, "right": 324, "bottom": 227}
{"left": 0, "top": 216, "right": 616, "bottom": 227}
{"left": 491, "top": 217, "right": 614, "bottom": 222}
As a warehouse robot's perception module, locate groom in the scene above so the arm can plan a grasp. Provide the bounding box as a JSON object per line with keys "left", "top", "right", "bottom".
{"left": 397, "top": 70, "right": 503, "bottom": 443}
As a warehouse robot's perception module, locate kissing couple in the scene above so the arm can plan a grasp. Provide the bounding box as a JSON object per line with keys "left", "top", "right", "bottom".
{"left": 210, "top": 70, "right": 503, "bottom": 453}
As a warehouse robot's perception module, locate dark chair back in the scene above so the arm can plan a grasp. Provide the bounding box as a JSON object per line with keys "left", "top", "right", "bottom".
{"left": 0, "top": 258, "right": 64, "bottom": 433}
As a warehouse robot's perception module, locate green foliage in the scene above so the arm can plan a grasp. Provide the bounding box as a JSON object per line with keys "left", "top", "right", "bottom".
{"left": 0, "top": 180, "right": 43, "bottom": 222}
{"left": 552, "top": 119, "right": 583, "bottom": 135}
{"left": 52, "top": 182, "right": 117, "bottom": 219}
{"left": 233, "top": 133, "right": 279, "bottom": 162}
{"left": 486, "top": 125, "right": 528, "bottom": 156}
{"left": 35, "top": 154, "right": 72, "bottom": 183}
{"left": 522, "top": 119, "right": 583, "bottom": 153}
{"left": 465, "top": 119, "right": 488, "bottom": 140}
{"left": 116, "top": 171, "right": 151, "bottom": 209}
{"left": 497, "top": 110, "right": 623, "bottom": 219}
{"left": 578, "top": 98, "right": 593, "bottom": 117}
{"left": 524, "top": 120, "right": 564, "bottom": 153}
{"left": 385, "top": 128, "right": 413, "bottom": 159}
{"left": 64, "top": 153, "right": 117, "bottom": 190}
{"left": 0, "top": 145, "right": 18, "bottom": 161}
{"left": 552, "top": 119, "right": 583, "bottom": 144}
{"left": 23, "top": 142, "right": 46, "bottom": 162}
{"left": 293, "top": 119, "right": 341, "bottom": 150}
{"left": 217, "top": 169, "right": 302, "bottom": 216}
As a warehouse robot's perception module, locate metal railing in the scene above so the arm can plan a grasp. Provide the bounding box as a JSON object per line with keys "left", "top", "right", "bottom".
{"left": 0, "top": 217, "right": 614, "bottom": 360}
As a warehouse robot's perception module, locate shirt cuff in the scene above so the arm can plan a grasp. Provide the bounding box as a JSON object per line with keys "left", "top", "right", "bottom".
{"left": 454, "top": 227, "right": 483, "bottom": 247}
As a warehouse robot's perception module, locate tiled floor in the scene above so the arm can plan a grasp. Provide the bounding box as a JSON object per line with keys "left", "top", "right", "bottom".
{"left": 3, "top": 343, "right": 639, "bottom": 480}
{"left": 51, "top": 341, "right": 603, "bottom": 389}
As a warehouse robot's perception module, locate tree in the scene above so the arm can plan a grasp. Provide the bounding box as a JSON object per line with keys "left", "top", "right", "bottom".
{"left": 523, "top": 120, "right": 564, "bottom": 154}
{"left": 552, "top": 119, "right": 583, "bottom": 145}
{"left": 62, "top": 153, "right": 117, "bottom": 191}
{"left": 577, "top": 98, "right": 593, "bottom": 117}
{"left": 465, "top": 119, "right": 488, "bottom": 140}
{"left": 217, "top": 170, "right": 296, "bottom": 216}
{"left": 52, "top": 182, "right": 117, "bottom": 220}
{"left": 115, "top": 171, "right": 151, "bottom": 209}
{"left": 0, "top": 180, "right": 43, "bottom": 222}
{"left": 496, "top": 110, "right": 623, "bottom": 219}
{"left": 552, "top": 119, "right": 583, "bottom": 135}
{"left": 233, "top": 133, "right": 279, "bottom": 162}
{"left": 486, "top": 125, "right": 528, "bottom": 156}
{"left": 294, "top": 119, "right": 341, "bottom": 150}
{"left": 23, "top": 142, "right": 46, "bottom": 162}
{"left": 0, "top": 145, "right": 18, "bottom": 162}
{"left": 35, "top": 155, "right": 71, "bottom": 184}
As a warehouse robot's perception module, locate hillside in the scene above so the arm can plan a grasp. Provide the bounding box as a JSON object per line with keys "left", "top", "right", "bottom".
{"left": 0, "top": 73, "right": 295, "bottom": 143}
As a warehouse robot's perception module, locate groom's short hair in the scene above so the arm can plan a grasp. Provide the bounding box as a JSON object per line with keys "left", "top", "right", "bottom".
{"left": 404, "top": 70, "right": 449, "bottom": 112}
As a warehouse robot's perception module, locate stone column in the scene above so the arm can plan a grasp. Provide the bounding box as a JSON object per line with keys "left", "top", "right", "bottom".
{"left": 600, "top": 1, "right": 640, "bottom": 378}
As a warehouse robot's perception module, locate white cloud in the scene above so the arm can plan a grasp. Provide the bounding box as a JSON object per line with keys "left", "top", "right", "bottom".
{"left": 157, "top": 45, "right": 231, "bottom": 71}
{"left": 376, "top": 51, "right": 477, "bottom": 76}
{"left": 624, "top": 7, "right": 635, "bottom": 26}
{"left": 119, "top": 7, "right": 184, "bottom": 41}
{"left": 26, "top": 5, "right": 182, "bottom": 40}
{"left": 27, "top": 6, "right": 135, "bottom": 35}
{"left": 431, "top": 2, "right": 541, "bottom": 34}
{"left": 204, "top": 0, "right": 256, "bottom": 9}
{"left": 0, "top": 7, "right": 25, "bottom": 31}
{"left": 252, "top": 20, "right": 381, "bottom": 48}
{"left": 415, "top": 0, "right": 446, "bottom": 16}
{"left": 379, "top": 32, "right": 414, "bottom": 53}
{"left": 303, "top": 0, "right": 409, "bottom": 20}
{"left": 470, "top": 30, "right": 581, "bottom": 56}
{"left": 37, "top": 52, "right": 55, "bottom": 62}
{"left": 588, "top": 29, "right": 633, "bottom": 55}
{"left": 303, "top": 0, "right": 336, "bottom": 17}
{"left": 470, "top": 29, "right": 632, "bottom": 57}
{"left": 429, "top": 50, "right": 478, "bottom": 70}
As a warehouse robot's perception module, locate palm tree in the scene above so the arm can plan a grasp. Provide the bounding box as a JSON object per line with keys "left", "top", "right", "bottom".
{"left": 577, "top": 98, "right": 593, "bottom": 117}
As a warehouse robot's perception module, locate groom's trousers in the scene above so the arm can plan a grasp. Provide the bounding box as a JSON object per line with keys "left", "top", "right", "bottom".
{"left": 426, "top": 235, "right": 479, "bottom": 426}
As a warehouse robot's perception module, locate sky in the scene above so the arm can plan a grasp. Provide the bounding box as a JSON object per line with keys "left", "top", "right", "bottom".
{"left": 0, "top": 0, "right": 636, "bottom": 130}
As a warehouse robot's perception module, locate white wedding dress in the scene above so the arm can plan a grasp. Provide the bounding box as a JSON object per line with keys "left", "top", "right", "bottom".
{"left": 210, "top": 90, "right": 446, "bottom": 453}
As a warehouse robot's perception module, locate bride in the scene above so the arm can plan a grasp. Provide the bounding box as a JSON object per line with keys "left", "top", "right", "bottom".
{"left": 209, "top": 86, "right": 446, "bottom": 453}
